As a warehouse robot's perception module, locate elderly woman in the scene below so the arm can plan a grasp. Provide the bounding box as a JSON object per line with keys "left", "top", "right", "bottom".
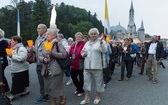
{"left": 80, "top": 28, "right": 107, "bottom": 105}
{"left": 7, "top": 36, "right": 29, "bottom": 101}
{"left": 0, "top": 28, "right": 10, "bottom": 93}
{"left": 69, "top": 32, "right": 85, "bottom": 96}
{"left": 118, "top": 38, "right": 134, "bottom": 81}
{"left": 57, "top": 33, "right": 72, "bottom": 86}
{"left": 39, "top": 28, "right": 67, "bottom": 105}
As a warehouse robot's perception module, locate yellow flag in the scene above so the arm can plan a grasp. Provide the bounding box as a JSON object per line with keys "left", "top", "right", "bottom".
{"left": 104, "top": 0, "right": 111, "bottom": 34}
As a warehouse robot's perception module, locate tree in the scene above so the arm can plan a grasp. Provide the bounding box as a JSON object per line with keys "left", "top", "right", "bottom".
{"left": 31, "top": 0, "right": 49, "bottom": 40}
{"left": 0, "top": 5, "right": 16, "bottom": 39}
{"left": 0, "top": 1, "right": 104, "bottom": 42}
{"left": 145, "top": 33, "right": 151, "bottom": 38}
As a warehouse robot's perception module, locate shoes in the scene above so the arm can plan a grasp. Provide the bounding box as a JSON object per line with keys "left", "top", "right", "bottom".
{"left": 9, "top": 97, "right": 15, "bottom": 101}
{"left": 153, "top": 81, "right": 157, "bottom": 84}
{"left": 118, "top": 78, "right": 124, "bottom": 81}
{"left": 139, "top": 73, "right": 143, "bottom": 75}
{"left": 74, "top": 91, "right": 78, "bottom": 94}
{"left": 80, "top": 99, "right": 90, "bottom": 105}
{"left": 148, "top": 78, "right": 153, "bottom": 81}
{"left": 59, "top": 95, "right": 66, "bottom": 105}
{"left": 104, "top": 84, "right": 107, "bottom": 88}
{"left": 93, "top": 98, "right": 100, "bottom": 104}
{"left": 66, "top": 79, "right": 73, "bottom": 86}
{"left": 35, "top": 96, "right": 49, "bottom": 104}
{"left": 20, "top": 91, "right": 30, "bottom": 97}
{"left": 47, "top": 96, "right": 50, "bottom": 102}
{"left": 125, "top": 77, "right": 129, "bottom": 81}
{"left": 76, "top": 93, "right": 84, "bottom": 97}
{"left": 35, "top": 97, "right": 43, "bottom": 104}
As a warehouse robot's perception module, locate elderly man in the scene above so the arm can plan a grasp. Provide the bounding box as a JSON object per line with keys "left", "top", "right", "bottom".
{"left": 145, "top": 35, "right": 164, "bottom": 84}
{"left": 34, "top": 24, "right": 49, "bottom": 103}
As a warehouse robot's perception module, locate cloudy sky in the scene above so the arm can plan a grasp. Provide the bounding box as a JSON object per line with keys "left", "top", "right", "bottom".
{"left": 0, "top": 0, "right": 168, "bottom": 38}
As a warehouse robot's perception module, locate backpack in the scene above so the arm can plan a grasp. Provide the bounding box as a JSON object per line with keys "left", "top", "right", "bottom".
{"left": 132, "top": 43, "right": 138, "bottom": 54}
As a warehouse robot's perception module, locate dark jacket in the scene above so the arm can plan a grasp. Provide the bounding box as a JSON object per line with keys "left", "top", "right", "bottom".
{"left": 121, "top": 44, "right": 135, "bottom": 61}
{"left": 145, "top": 40, "right": 164, "bottom": 60}
{"left": 69, "top": 41, "right": 85, "bottom": 70}
{"left": 0, "top": 39, "right": 8, "bottom": 71}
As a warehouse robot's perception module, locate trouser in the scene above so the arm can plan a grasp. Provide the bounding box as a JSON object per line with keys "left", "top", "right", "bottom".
{"left": 71, "top": 69, "right": 84, "bottom": 93}
{"left": 36, "top": 65, "right": 47, "bottom": 98}
{"left": 130, "top": 60, "right": 134, "bottom": 77}
{"left": 140, "top": 58, "right": 146, "bottom": 74}
{"left": 160, "top": 62, "right": 165, "bottom": 68}
{"left": 121, "top": 60, "right": 132, "bottom": 79}
{"left": 64, "top": 66, "right": 71, "bottom": 77}
{"left": 146, "top": 55, "right": 159, "bottom": 82}
{"left": 83, "top": 70, "right": 104, "bottom": 92}
{"left": 1, "top": 61, "right": 10, "bottom": 93}
{"left": 103, "top": 68, "right": 111, "bottom": 84}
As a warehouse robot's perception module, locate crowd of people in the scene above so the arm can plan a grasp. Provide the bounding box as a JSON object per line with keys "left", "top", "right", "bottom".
{"left": 0, "top": 25, "right": 166, "bottom": 105}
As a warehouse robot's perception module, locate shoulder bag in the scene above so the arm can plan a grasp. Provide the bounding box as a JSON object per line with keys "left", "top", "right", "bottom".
{"left": 55, "top": 42, "right": 73, "bottom": 70}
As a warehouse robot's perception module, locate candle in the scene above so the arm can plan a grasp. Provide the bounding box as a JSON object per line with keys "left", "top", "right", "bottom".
{"left": 6, "top": 48, "right": 12, "bottom": 55}
{"left": 44, "top": 42, "right": 52, "bottom": 51}
{"left": 27, "top": 40, "right": 33, "bottom": 47}
{"left": 106, "top": 36, "right": 111, "bottom": 42}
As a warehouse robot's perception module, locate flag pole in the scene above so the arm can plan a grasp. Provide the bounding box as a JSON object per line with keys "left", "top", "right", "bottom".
{"left": 17, "top": 9, "right": 20, "bottom": 36}
{"left": 104, "top": 0, "right": 110, "bottom": 35}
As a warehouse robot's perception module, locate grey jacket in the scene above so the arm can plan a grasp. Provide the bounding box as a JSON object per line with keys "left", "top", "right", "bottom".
{"left": 35, "top": 34, "right": 46, "bottom": 65}
{"left": 39, "top": 39, "right": 67, "bottom": 77}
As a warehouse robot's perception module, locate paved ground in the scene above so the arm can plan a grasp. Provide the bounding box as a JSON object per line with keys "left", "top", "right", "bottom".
{"left": 4, "top": 59, "right": 168, "bottom": 105}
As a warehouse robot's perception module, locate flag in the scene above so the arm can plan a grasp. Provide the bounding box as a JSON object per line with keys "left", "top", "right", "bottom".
{"left": 104, "top": 0, "right": 111, "bottom": 34}
{"left": 17, "top": 9, "right": 20, "bottom": 36}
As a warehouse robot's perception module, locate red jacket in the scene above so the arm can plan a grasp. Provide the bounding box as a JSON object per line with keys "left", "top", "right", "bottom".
{"left": 69, "top": 41, "right": 85, "bottom": 70}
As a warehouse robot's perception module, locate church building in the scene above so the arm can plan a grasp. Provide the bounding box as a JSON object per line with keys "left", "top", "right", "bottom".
{"left": 116, "top": 1, "right": 145, "bottom": 43}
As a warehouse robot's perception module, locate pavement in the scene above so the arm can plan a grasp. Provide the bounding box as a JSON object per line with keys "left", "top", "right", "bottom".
{"left": 4, "top": 59, "right": 168, "bottom": 105}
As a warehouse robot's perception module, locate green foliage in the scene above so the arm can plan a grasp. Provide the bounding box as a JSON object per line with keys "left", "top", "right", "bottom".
{"left": 145, "top": 33, "right": 151, "bottom": 38}
{"left": 0, "top": 1, "right": 103, "bottom": 44}
{"left": 31, "top": 0, "right": 49, "bottom": 40}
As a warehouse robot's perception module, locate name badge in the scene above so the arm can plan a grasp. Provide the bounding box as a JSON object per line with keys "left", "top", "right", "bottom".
{"left": 87, "top": 51, "right": 91, "bottom": 58}
{"left": 72, "top": 54, "right": 75, "bottom": 59}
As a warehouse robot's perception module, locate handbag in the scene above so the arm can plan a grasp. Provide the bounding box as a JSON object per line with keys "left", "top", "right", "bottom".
{"left": 55, "top": 42, "right": 73, "bottom": 70}
{"left": 26, "top": 47, "right": 36, "bottom": 63}
{"left": 44, "top": 65, "right": 52, "bottom": 76}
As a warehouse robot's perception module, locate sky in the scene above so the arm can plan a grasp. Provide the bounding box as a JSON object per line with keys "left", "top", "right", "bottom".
{"left": 0, "top": 0, "right": 168, "bottom": 38}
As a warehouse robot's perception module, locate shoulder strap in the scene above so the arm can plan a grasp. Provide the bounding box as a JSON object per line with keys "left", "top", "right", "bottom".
{"left": 55, "top": 42, "right": 59, "bottom": 52}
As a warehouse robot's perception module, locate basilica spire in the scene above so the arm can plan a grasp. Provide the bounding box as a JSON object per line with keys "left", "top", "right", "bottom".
{"left": 127, "top": 0, "right": 136, "bottom": 37}
{"left": 129, "top": 0, "right": 134, "bottom": 15}
{"left": 140, "top": 20, "right": 144, "bottom": 29}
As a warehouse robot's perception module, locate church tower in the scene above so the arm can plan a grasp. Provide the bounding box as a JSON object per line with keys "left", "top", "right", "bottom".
{"left": 138, "top": 20, "right": 145, "bottom": 42}
{"left": 127, "top": 1, "right": 137, "bottom": 38}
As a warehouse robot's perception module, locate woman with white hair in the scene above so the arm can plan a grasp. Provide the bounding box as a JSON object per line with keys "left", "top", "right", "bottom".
{"left": 80, "top": 28, "right": 107, "bottom": 104}
{"left": 0, "top": 28, "right": 10, "bottom": 93}
{"left": 69, "top": 32, "right": 85, "bottom": 97}
{"left": 39, "top": 28, "right": 67, "bottom": 105}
